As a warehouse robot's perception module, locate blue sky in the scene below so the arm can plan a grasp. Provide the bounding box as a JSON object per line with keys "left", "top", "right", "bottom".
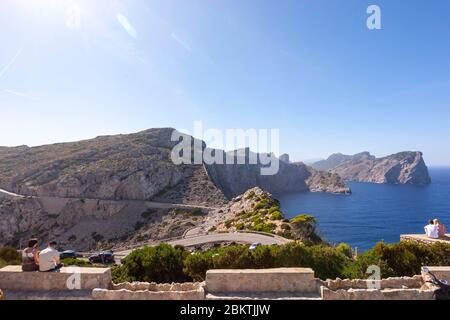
{"left": 1, "top": 0, "right": 450, "bottom": 165}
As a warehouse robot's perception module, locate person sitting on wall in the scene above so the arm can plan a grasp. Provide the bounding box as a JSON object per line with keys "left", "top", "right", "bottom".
{"left": 424, "top": 219, "right": 439, "bottom": 239}
{"left": 21, "top": 238, "right": 40, "bottom": 272}
{"left": 434, "top": 219, "right": 448, "bottom": 239}
{"left": 39, "top": 241, "right": 63, "bottom": 272}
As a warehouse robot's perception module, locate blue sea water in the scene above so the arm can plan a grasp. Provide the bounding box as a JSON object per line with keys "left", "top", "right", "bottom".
{"left": 277, "top": 167, "right": 450, "bottom": 252}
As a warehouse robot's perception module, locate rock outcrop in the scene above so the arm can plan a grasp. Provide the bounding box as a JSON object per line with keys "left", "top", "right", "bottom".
{"left": 311, "top": 151, "right": 431, "bottom": 185}
{"left": 201, "top": 187, "right": 322, "bottom": 243}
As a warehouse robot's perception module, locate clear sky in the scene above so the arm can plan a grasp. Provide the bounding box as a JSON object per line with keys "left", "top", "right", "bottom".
{"left": 1, "top": 0, "right": 450, "bottom": 165}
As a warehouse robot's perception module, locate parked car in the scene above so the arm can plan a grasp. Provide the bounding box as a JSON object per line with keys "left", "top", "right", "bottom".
{"left": 88, "top": 251, "right": 115, "bottom": 264}
{"left": 59, "top": 250, "right": 77, "bottom": 260}
{"left": 249, "top": 242, "right": 262, "bottom": 250}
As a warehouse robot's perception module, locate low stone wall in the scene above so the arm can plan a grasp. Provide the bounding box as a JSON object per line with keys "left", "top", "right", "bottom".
{"left": 92, "top": 282, "right": 205, "bottom": 300}
{"left": 321, "top": 287, "right": 435, "bottom": 300}
{"left": 0, "top": 266, "right": 111, "bottom": 291}
{"left": 206, "top": 268, "right": 320, "bottom": 294}
{"left": 321, "top": 275, "right": 435, "bottom": 300}
{"left": 323, "top": 275, "right": 424, "bottom": 291}
{"left": 400, "top": 234, "right": 450, "bottom": 245}
{"left": 424, "top": 266, "right": 450, "bottom": 282}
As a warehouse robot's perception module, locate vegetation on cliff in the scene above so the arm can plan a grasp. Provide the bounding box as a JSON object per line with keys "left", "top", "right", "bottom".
{"left": 213, "top": 188, "right": 322, "bottom": 243}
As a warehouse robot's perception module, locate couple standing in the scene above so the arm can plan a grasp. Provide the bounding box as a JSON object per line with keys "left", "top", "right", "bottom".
{"left": 424, "top": 219, "right": 447, "bottom": 239}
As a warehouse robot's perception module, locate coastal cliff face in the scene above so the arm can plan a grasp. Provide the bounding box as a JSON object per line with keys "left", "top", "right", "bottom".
{"left": 204, "top": 149, "right": 350, "bottom": 198}
{"left": 311, "top": 151, "right": 431, "bottom": 185}
{"left": 0, "top": 128, "right": 349, "bottom": 249}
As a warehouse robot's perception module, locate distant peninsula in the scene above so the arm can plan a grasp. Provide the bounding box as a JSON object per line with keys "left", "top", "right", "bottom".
{"left": 311, "top": 151, "right": 431, "bottom": 185}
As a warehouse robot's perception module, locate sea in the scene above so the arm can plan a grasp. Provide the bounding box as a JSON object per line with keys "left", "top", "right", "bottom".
{"left": 277, "top": 167, "right": 450, "bottom": 252}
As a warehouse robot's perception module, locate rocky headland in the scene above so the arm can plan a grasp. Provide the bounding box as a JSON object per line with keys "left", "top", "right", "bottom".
{"left": 311, "top": 151, "right": 431, "bottom": 185}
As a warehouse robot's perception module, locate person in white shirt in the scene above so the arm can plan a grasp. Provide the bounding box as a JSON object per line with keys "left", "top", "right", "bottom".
{"left": 424, "top": 219, "right": 439, "bottom": 239}
{"left": 38, "top": 241, "right": 62, "bottom": 272}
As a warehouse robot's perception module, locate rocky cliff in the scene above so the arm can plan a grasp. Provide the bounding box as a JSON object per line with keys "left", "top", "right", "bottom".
{"left": 204, "top": 148, "right": 350, "bottom": 198}
{"left": 311, "top": 151, "right": 431, "bottom": 185}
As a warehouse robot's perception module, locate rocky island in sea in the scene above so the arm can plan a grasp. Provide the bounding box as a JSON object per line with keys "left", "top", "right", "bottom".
{"left": 311, "top": 151, "right": 431, "bottom": 185}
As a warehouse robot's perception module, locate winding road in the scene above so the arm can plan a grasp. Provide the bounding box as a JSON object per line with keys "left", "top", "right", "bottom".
{"left": 114, "top": 232, "right": 292, "bottom": 259}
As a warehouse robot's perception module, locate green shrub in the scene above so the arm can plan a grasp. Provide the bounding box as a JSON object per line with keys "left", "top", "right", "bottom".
{"left": 373, "top": 241, "right": 450, "bottom": 277}
{"left": 306, "top": 245, "right": 350, "bottom": 280}
{"left": 290, "top": 214, "right": 316, "bottom": 224}
{"left": 251, "top": 223, "right": 276, "bottom": 233}
{"left": 121, "top": 243, "right": 190, "bottom": 283}
{"left": 235, "top": 223, "right": 245, "bottom": 231}
{"left": 61, "top": 258, "right": 92, "bottom": 267}
{"left": 0, "top": 258, "right": 6, "bottom": 269}
{"left": 342, "top": 241, "right": 450, "bottom": 279}
{"left": 268, "top": 206, "right": 280, "bottom": 214}
{"left": 0, "top": 247, "right": 21, "bottom": 264}
{"left": 183, "top": 252, "right": 214, "bottom": 281}
{"left": 270, "top": 211, "right": 284, "bottom": 221}
{"left": 111, "top": 264, "right": 132, "bottom": 284}
{"left": 341, "top": 248, "right": 389, "bottom": 279}
{"left": 336, "top": 243, "right": 353, "bottom": 258}
{"left": 212, "top": 245, "right": 254, "bottom": 269}
{"left": 105, "top": 241, "right": 450, "bottom": 283}
{"left": 182, "top": 243, "right": 352, "bottom": 281}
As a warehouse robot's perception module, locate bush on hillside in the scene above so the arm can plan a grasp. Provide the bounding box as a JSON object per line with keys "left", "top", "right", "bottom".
{"left": 342, "top": 241, "right": 450, "bottom": 279}
{"left": 61, "top": 258, "right": 93, "bottom": 267}
{"left": 121, "top": 243, "right": 191, "bottom": 283}
{"left": 111, "top": 264, "right": 132, "bottom": 284}
{"left": 0, "top": 247, "right": 21, "bottom": 265}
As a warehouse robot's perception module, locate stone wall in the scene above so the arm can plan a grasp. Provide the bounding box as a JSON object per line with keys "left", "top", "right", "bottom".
{"left": 323, "top": 275, "right": 424, "bottom": 291}
{"left": 321, "top": 287, "right": 435, "bottom": 300}
{"left": 424, "top": 266, "right": 450, "bottom": 282}
{"left": 400, "top": 234, "right": 450, "bottom": 245}
{"left": 0, "top": 266, "right": 111, "bottom": 291}
{"left": 92, "top": 282, "right": 205, "bottom": 300}
{"left": 205, "top": 268, "right": 320, "bottom": 294}
{"left": 320, "top": 275, "right": 435, "bottom": 300}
